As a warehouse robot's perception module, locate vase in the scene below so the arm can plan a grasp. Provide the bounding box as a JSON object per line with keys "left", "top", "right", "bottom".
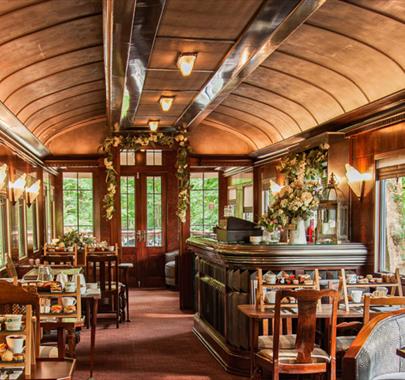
{"left": 289, "top": 218, "right": 307, "bottom": 244}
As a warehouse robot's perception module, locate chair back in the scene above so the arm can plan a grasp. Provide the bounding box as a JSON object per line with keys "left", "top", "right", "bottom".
{"left": 0, "top": 281, "right": 41, "bottom": 356}
{"left": 273, "top": 289, "right": 338, "bottom": 363}
{"left": 44, "top": 244, "right": 78, "bottom": 266}
{"left": 86, "top": 253, "right": 119, "bottom": 296}
{"left": 363, "top": 295, "right": 405, "bottom": 324}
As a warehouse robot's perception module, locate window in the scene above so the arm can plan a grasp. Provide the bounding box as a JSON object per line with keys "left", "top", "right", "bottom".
{"left": 227, "top": 172, "right": 253, "bottom": 220}
{"left": 0, "top": 196, "right": 8, "bottom": 267}
{"left": 120, "top": 150, "right": 136, "bottom": 166}
{"left": 63, "top": 172, "right": 94, "bottom": 233}
{"left": 146, "top": 176, "right": 162, "bottom": 247}
{"left": 146, "top": 150, "right": 162, "bottom": 166}
{"left": 190, "top": 172, "right": 219, "bottom": 237}
{"left": 26, "top": 200, "right": 39, "bottom": 252}
{"left": 44, "top": 174, "right": 56, "bottom": 243}
{"left": 379, "top": 176, "right": 405, "bottom": 273}
{"left": 121, "top": 176, "right": 136, "bottom": 247}
{"left": 243, "top": 185, "right": 253, "bottom": 221}
{"left": 11, "top": 198, "right": 26, "bottom": 259}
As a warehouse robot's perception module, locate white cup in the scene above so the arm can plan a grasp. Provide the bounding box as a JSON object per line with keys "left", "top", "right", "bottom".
{"left": 6, "top": 335, "right": 26, "bottom": 354}
{"left": 62, "top": 297, "right": 77, "bottom": 307}
{"left": 64, "top": 282, "right": 76, "bottom": 293}
{"left": 263, "top": 273, "right": 277, "bottom": 285}
{"left": 40, "top": 305, "right": 51, "bottom": 314}
{"left": 346, "top": 273, "right": 357, "bottom": 284}
{"left": 351, "top": 290, "right": 363, "bottom": 303}
{"left": 108, "top": 245, "right": 115, "bottom": 252}
{"left": 35, "top": 258, "right": 41, "bottom": 266}
{"left": 265, "top": 290, "right": 277, "bottom": 304}
{"left": 5, "top": 321, "right": 22, "bottom": 331}
{"left": 28, "top": 258, "right": 34, "bottom": 265}
{"left": 5, "top": 315, "right": 22, "bottom": 323}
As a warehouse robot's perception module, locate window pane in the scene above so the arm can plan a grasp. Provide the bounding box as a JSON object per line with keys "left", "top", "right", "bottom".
{"left": 146, "top": 176, "right": 162, "bottom": 247}
{"left": 146, "top": 150, "right": 162, "bottom": 166}
{"left": 381, "top": 177, "right": 405, "bottom": 273}
{"left": 120, "top": 176, "right": 136, "bottom": 247}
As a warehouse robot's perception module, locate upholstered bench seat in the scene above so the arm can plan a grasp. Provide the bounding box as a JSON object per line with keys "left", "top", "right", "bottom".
{"left": 257, "top": 346, "right": 330, "bottom": 363}
{"left": 39, "top": 345, "right": 59, "bottom": 358}
{"left": 336, "top": 335, "right": 356, "bottom": 351}
{"left": 373, "top": 374, "right": 405, "bottom": 380}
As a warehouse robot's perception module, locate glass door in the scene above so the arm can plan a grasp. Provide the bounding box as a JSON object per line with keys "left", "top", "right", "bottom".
{"left": 120, "top": 174, "right": 167, "bottom": 287}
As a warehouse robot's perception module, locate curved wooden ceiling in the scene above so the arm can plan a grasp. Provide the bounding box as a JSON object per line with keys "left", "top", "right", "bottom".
{"left": 195, "top": 0, "right": 405, "bottom": 154}
{"left": 0, "top": 0, "right": 106, "bottom": 155}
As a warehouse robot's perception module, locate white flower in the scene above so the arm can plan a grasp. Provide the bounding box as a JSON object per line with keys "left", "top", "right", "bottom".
{"left": 112, "top": 136, "right": 121, "bottom": 147}
{"left": 104, "top": 158, "right": 113, "bottom": 170}
{"left": 280, "top": 199, "right": 288, "bottom": 208}
{"left": 301, "top": 191, "right": 313, "bottom": 205}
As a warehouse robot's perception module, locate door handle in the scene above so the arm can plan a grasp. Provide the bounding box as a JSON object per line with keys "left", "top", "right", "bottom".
{"left": 136, "top": 230, "right": 143, "bottom": 242}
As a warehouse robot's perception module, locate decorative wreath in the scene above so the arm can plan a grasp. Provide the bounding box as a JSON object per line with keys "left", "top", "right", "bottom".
{"left": 100, "top": 124, "right": 190, "bottom": 223}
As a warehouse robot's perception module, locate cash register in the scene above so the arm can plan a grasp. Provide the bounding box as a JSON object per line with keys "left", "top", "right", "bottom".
{"left": 215, "top": 216, "right": 262, "bottom": 243}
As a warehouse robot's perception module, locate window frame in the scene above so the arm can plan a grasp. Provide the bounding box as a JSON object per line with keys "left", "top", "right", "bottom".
{"left": 120, "top": 176, "right": 136, "bottom": 247}
{"left": 62, "top": 172, "right": 94, "bottom": 234}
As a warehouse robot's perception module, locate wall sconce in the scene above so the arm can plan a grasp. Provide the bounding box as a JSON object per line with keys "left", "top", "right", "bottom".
{"left": 177, "top": 53, "right": 197, "bottom": 77}
{"left": 26, "top": 179, "right": 41, "bottom": 207}
{"left": 9, "top": 174, "right": 26, "bottom": 205}
{"left": 270, "top": 180, "right": 283, "bottom": 195}
{"left": 345, "top": 164, "right": 372, "bottom": 200}
{"left": 159, "top": 96, "right": 175, "bottom": 112}
{"left": 0, "top": 164, "right": 8, "bottom": 190}
{"left": 148, "top": 120, "right": 159, "bottom": 132}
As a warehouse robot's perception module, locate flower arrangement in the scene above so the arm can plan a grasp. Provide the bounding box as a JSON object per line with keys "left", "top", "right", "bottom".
{"left": 260, "top": 144, "right": 328, "bottom": 231}
{"left": 100, "top": 124, "right": 191, "bottom": 223}
{"left": 51, "top": 230, "right": 95, "bottom": 248}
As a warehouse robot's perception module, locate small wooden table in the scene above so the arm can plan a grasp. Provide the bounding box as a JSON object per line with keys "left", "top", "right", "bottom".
{"left": 26, "top": 358, "right": 76, "bottom": 380}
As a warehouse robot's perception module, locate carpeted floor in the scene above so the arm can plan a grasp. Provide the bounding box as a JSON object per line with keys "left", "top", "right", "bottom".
{"left": 74, "top": 289, "right": 245, "bottom": 380}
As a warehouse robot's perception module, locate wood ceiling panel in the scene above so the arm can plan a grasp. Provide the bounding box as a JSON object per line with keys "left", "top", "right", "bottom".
{"left": 5, "top": 62, "right": 104, "bottom": 114}
{"left": 0, "top": 15, "right": 102, "bottom": 80}
{"left": 35, "top": 105, "right": 105, "bottom": 137}
{"left": 0, "top": 0, "right": 42, "bottom": 16}
{"left": 143, "top": 71, "right": 211, "bottom": 91}
{"left": 17, "top": 80, "right": 105, "bottom": 122}
{"left": 245, "top": 67, "right": 343, "bottom": 124}
{"left": 148, "top": 38, "right": 232, "bottom": 70}
{"left": 262, "top": 51, "right": 367, "bottom": 112}
{"left": 158, "top": 0, "right": 263, "bottom": 40}
{"left": 0, "top": 0, "right": 100, "bottom": 45}
{"left": 189, "top": 122, "right": 253, "bottom": 155}
{"left": 46, "top": 118, "right": 107, "bottom": 155}
{"left": 280, "top": 23, "right": 405, "bottom": 101}
{"left": 215, "top": 105, "right": 282, "bottom": 142}
{"left": 137, "top": 91, "right": 195, "bottom": 117}
{"left": 208, "top": 112, "right": 272, "bottom": 148}
{"left": 223, "top": 95, "right": 301, "bottom": 138}
{"left": 311, "top": 0, "right": 405, "bottom": 67}
{"left": 132, "top": 116, "right": 177, "bottom": 128}
{"left": 0, "top": 45, "right": 103, "bottom": 100}
{"left": 25, "top": 90, "right": 105, "bottom": 131}
{"left": 347, "top": 0, "right": 405, "bottom": 22}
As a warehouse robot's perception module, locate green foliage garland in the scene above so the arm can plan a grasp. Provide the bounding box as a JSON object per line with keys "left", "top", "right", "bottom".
{"left": 100, "top": 125, "right": 190, "bottom": 223}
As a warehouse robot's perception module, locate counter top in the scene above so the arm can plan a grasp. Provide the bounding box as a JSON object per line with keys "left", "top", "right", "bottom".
{"left": 187, "top": 237, "right": 368, "bottom": 269}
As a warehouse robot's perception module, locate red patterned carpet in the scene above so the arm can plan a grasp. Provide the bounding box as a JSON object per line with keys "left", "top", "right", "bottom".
{"left": 74, "top": 289, "right": 245, "bottom": 380}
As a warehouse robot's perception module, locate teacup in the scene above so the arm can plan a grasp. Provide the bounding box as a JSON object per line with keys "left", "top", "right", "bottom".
{"left": 265, "top": 290, "right": 277, "bottom": 304}
{"left": 5, "top": 314, "right": 22, "bottom": 323}
{"left": 263, "top": 272, "right": 277, "bottom": 285}
{"left": 64, "top": 282, "right": 76, "bottom": 293}
{"left": 62, "top": 297, "right": 77, "bottom": 307}
{"left": 40, "top": 305, "right": 51, "bottom": 314}
{"left": 346, "top": 273, "right": 357, "bottom": 284}
{"left": 6, "top": 335, "right": 25, "bottom": 354}
{"left": 108, "top": 245, "right": 115, "bottom": 252}
{"left": 28, "top": 258, "right": 34, "bottom": 265}
{"left": 5, "top": 321, "right": 22, "bottom": 331}
{"left": 35, "top": 258, "right": 41, "bottom": 265}
{"left": 351, "top": 290, "right": 363, "bottom": 303}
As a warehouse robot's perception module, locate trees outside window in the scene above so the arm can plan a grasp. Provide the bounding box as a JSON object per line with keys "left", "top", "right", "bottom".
{"left": 190, "top": 172, "right": 219, "bottom": 237}
{"left": 63, "top": 172, "right": 94, "bottom": 234}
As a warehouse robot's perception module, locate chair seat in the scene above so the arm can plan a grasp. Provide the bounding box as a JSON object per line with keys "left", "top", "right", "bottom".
{"left": 39, "top": 345, "right": 59, "bottom": 358}
{"left": 373, "top": 373, "right": 405, "bottom": 380}
{"left": 257, "top": 346, "right": 330, "bottom": 364}
{"left": 165, "top": 260, "right": 176, "bottom": 278}
{"left": 336, "top": 335, "right": 356, "bottom": 352}
{"left": 258, "top": 334, "right": 296, "bottom": 349}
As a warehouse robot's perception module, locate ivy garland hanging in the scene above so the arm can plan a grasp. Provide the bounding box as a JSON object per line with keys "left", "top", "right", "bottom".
{"left": 100, "top": 124, "right": 191, "bottom": 223}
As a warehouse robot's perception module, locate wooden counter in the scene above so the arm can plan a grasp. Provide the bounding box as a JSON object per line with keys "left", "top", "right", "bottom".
{"left": 187, "top": 237, "right": 368, "bottom": 376}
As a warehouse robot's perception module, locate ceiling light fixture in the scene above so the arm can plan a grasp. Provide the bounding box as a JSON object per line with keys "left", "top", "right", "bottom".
{"left": 26, "top": 179, "right": 41, "bottom": 207}
{"left": 177, "top": 53, "right": 197, "bottom": 77}
{"left": 345, "top": 163, "right": 372, "bottom": 200}
{"left": 148, "top": 120, "right": 159, "bottom": 132}
{"left": 159, "top": 96, "right": 175, "bottom": 112}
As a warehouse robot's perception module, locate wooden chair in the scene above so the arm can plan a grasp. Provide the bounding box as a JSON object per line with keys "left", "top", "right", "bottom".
{"left": 336, "top": 295, "right": 405, "bottom": 356}
{"left": 254, "top": 289, "right": 339, "bottom": 380}
{"left": 86, "top": 253, "right": 123, "bottom": 328}
{"left": 43, "top": 243, "right": 78, "bottom": 266}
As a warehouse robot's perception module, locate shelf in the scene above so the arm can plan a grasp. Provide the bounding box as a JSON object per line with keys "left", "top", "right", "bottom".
{"left": 345, "top": 283, "right": 399, "bottom": 287}
{"left": 262, "top": 284, "right": 315, "bottom": 289}
{"left": 0, "top": 361, "right": 24, "bottom": 366}
{"left": 0, "top": 329, "right": 26, "bottom": 335}
{"left": 37, "top": 292, "right": 77, "bottom": 297}
{"left": 40, "top": 313, "right": 77, "bottom": 318}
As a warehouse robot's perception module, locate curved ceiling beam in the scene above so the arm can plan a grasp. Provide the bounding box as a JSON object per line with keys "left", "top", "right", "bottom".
{"left": 305, "top": 21, "right": 404, "bottom": 72}
{"left": 260, "top": 65, "right": 346, "bottom": 112}
{"left": 276, "top": 49, "right": 370, "bottom": 102}
{"left": 0, "top": 43, "right": 103, "bottom": 86}
{"left": 37, "top": 108, "right": 105, "bottom": 140}
{"left": 24, "top": 90, "right": 105, "bottom": 126}
{"left": 243, "top": 82, "right": 320, "bottom": 124}
{"left": 212, "top": 110, "right": 274, "bottom": 144}
{"left": 44, "top": 115, "right": 106, "bottom": 145}
{"left": 4, "top": 60, "right": 103, "bottom": 104}
{"left": 175, "top": 0, "right": 327, "bottom": 129}
{"left": 0, "top": 0, "right": 49, "bottom": 18}
{"left": 16, "top": 79, "right": 104, "bottom": 119}
{"left": 229, "top": 93, "right": 303, "bottom": 131}
{"left": 220, "top": 103, "right": 284, "bottom": 140}
{"left": 32, "top": 101, "right": 105, "bottom": 134}
{"left": 202, "top": 118, "right": 259, "bottom": 150}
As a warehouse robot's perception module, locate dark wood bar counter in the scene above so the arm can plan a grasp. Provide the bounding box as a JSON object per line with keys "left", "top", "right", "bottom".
{"left": 187, "top": 237, "right": 368, "bottom": 376}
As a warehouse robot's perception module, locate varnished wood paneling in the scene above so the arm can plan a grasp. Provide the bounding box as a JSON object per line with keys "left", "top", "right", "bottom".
{"left": 143, "top": 71, "right": 211, "bottom": 91}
